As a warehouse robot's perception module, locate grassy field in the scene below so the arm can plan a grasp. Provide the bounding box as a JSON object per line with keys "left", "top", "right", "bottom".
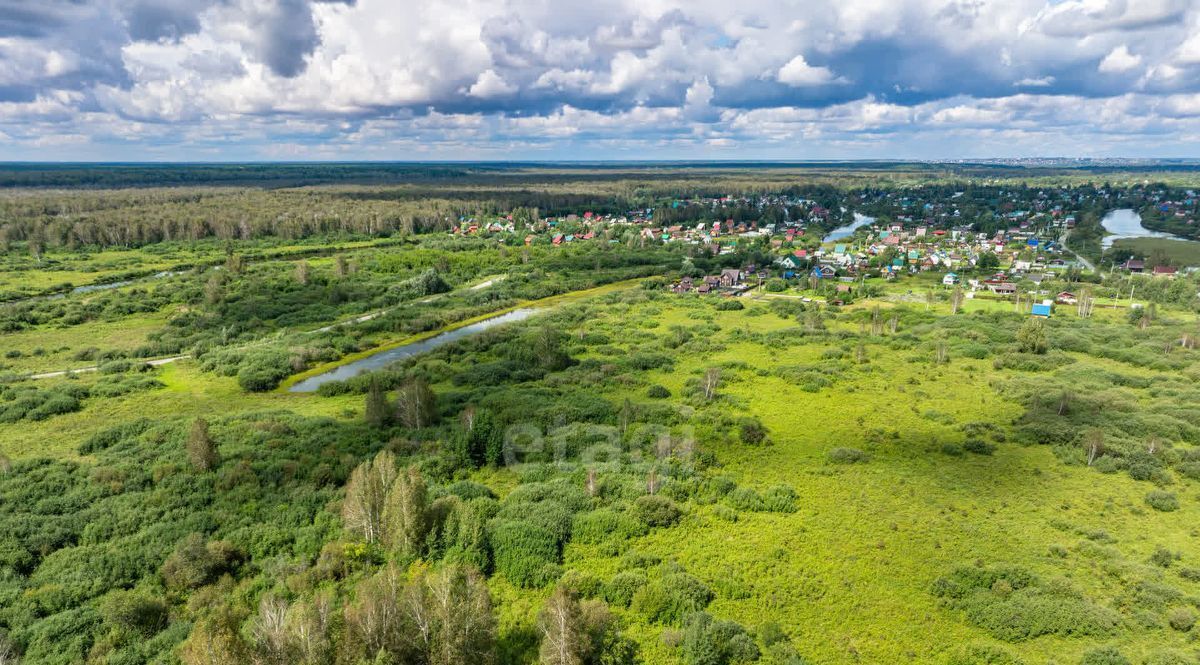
{"left": 0, "top": 361, "right": 362, "bottom": 460}
{"left": 1111, "top": 237, "right": 1200, "bottom": 268}
{"left": 519, "top": 295, "right": 1197, "bottom": 664}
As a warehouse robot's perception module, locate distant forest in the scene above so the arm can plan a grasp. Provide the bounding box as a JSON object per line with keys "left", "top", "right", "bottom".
{"left": 3, "top": 161, "right": 1198, "bottom": 189}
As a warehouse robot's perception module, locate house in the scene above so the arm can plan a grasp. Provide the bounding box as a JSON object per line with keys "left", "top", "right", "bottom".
{"left": 1031, "top": 303, "right": 1052, "bottom": 318}
{"left": 1056, "top": 291, "right": 1077, "bottom": 305}
{"left": 942, "top": 272, "right": 959, "bottom": 286}
{"left": 835, "top": 284, "right": 853, "bottom": 294}
{"left": 778, "top": 254, "right": 806, "bottom": 270}
{"left": 1123, "top": 259, "right": 1145, "bottom": 273}
{"left": 1152, "top": 265, "right": 1178, "bottom": 278}
{"left": 719, "top": 269, "right": 744, "bottom": 288}
{"left": 673, "top": 277, "right": 695, "bottom": 293}
{"left": 989, "top": 282, "right": 1017, "bottom": 295}
{"left": 811, "top": 265, "right": 837, "bottom": 280}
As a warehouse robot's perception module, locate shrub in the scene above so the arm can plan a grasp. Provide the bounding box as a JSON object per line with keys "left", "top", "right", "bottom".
{"left": 647, "top": 385, "right": 671, "bottom": 399}
{"left": 932, "top": 565, "right": 1118, "bottom": 641}
{"left": 1167, "top": 607, "right": 1196, "bottom": 632}
{"left": 827, "top": 447, "right": 870, "bottom": 464}
{"left": 962, "top": 438, "right": 996, "bottom": 455}
{"left": 680, "top": 612, "right": 760, "bottom": 665}
{"left": 558, "top": 569, "right": 604, "bottom": 599}
{"left": 490, "top": 520, "right": 560, "bottom": 588}
{"left": 572, "top": 509, "right": 648, "bottom": 544}
{"left": 714, "top": 299, "right": 744, "bottom": 311}
{"left": 237, "top": 363, "right": 290, "bottom": 392}
{"left": 99, "top": 589, "right": 168, "bottom": 636}
{"left": 1145, "top": 490, "right": 1179, "bottom": 512}
{"left": 761, "top": 485, "right": 799, "bottom": 513}
{"left": 634, "top": 495, "right": 681, "bottom": 528}
{"left": 942, "top": 443, "right": 964, "bottom": 456}
{"left": 1078, "top": 646, "right": 1130, "bottom": 665}
{"left": 1016, "top": 319, "right": 1048, "bottom": 355}
{"left": 1150, "top": 546, "right": 1176, "bottom": 568}
{"left": 1177, "top": 461, "right": 1200, "bottom": 481}
{"left": 604, "top": 571, "right": 647, "bottom": 607}
{"left": 738, "top": 417, "right": 768, "bottom": 445}
{"left": 712, "top": 505, "right": 738, "bottom": 522}
{"left": 160, "top": 534, "right": 241, "bottom": 590}
{"left": 724, "top": 487, "right": 764, "bottom": 512}
{"left": 631, "top": 572, "right": 713, "bottom": 625}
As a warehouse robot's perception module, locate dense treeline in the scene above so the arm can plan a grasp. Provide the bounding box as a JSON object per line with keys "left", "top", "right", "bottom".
{"left": 3, "top": 174, "right": 1196, "bottom": 253}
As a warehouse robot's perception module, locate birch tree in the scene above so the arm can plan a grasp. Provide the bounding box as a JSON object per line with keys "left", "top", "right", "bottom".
{"left": 341, "top": 451, "right": 397, "bottom": 544}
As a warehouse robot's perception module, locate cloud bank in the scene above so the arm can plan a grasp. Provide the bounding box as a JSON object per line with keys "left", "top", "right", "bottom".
{"left": 1, "top": 0, "right": 1199, "bottom": 159}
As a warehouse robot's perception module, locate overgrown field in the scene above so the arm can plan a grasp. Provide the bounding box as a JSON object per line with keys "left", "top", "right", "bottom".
{"left": 3, "top": 276, "right": 1199, "bottom": 664}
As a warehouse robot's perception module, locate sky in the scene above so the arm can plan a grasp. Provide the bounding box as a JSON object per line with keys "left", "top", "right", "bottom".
{"left": 1, "top": 0, "right": 1200, "bottom": 161}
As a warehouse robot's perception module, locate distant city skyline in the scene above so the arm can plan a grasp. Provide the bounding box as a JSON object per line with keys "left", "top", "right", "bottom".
{"left": 2, "top": 0, "right": 1200, "bottom": 161}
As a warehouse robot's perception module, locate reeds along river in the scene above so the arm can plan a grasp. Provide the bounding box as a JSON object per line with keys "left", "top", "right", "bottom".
{"left": 287, "top": 307, "right": 540, "bottom": 392}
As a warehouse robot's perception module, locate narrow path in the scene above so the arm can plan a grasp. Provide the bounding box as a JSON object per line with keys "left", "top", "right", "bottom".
{"left": 27, "top": 355, "right": 190, "bottom": 380}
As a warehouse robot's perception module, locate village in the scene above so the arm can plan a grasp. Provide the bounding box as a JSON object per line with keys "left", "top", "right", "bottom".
{"left": 447, "top": 184, "right": 1194, "bottom": 317}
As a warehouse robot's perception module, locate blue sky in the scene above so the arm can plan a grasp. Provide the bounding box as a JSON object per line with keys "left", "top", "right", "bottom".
{"left": 1, "top": 0, "right": 1199, "bottom": 160}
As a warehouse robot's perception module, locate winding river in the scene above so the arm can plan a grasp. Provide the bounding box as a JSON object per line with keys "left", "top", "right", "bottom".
{"left": 287, "top": 307, "right": 541, "bottom": 392}
{"left": 1100, "top": 208, "right": 1189, "bottom": 249}
{"left": 823, "top": 213, "right": 875, "bottom": 242}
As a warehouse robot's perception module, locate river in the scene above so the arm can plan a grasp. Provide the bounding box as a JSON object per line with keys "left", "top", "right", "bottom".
{"left": 823, "top": 213, "right": 875, "bottom": 242}
{"left": 1100, "top": 208, "right": 1189, "bottom": 249}
{"left": 287, "top": 307, "right": 541, "bottom": 392}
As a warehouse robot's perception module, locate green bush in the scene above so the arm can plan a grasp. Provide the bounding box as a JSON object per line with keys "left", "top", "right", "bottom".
{"left": 99, "top": 589, "right": 168, "bottom": 636}
{"left": 738, "top": 417, "right": 768, "bottom": 445}
{"left": 159, "top": 534, "right": 241, "bottom": 591}
{"left": 572, "top": 509, "right": 648, "bottom": 544}
{"left": 932, "top": 565, "right": 1118, "bottom": 641}
{"left": 712, "top": 505, "right": 738, "bottom": 522}
{"left": 634, "top": 495, "right": 681, "bottom": 528}
{"left": 827, "top": 447, "right": 870, "bottom": 464}
{"left": 604, "top": 570, "right": 648, "bottom": 607}
{"left": 647, "top": 385, "right": 672, "bottom": 398}
{"left": 1145, "top": 490, "right": 1179, "bottom": 512}
{"left": 962, "top": 438, "right": 996, "bottom": 455}
{"left": 761, "top": 485, "right": 799, "bottom": 513}
{"left": 631, "top": 572, "right": 713, "bottom": 625}
{"left": 1078, "top": 646, "right": 1130, "bottom": 665}
{"left": 489, "top": 520, "right": 560, "bottom": 588}
{"left": 724, "top": 487, "right": 764, "bottom": 512}
{"left": 714, "top": 299, "right": 744, "bottom": 311}
{"left": 680, "top": 612, "right": 760, "bottom": 665}
{"left": 558, "top": 569, "right": 604, "bottom": 599}
{"left": 1150, "top": 546, "right": 1176, "bottom": 568}
{"left": 1167, "top": 607, "right": 1196, "bottom": 632}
